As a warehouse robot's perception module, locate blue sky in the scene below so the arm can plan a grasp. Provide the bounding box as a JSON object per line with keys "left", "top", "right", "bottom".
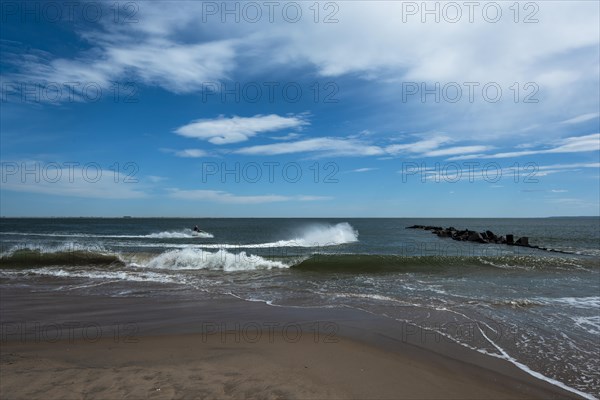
{"left": 1, "top": 0, "right": 599, "bottom": 217}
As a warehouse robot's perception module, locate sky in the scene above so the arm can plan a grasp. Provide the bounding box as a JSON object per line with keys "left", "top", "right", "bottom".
{"left": 0, "top": 0, "right": 599, "bottom": 217}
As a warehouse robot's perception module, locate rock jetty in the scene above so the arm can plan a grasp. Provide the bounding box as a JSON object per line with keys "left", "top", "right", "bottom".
{"left": 405, "top": 225, "right": 570, "bottom": 254}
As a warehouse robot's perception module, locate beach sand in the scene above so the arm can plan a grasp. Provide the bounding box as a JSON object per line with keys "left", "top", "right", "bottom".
{"left": 0, "top": 288, "right": 582, "bottom": 399}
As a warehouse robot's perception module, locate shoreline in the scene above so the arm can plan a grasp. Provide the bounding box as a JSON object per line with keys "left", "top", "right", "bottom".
{"left": 1, "top": 287, "right": 588, "bottom": 399}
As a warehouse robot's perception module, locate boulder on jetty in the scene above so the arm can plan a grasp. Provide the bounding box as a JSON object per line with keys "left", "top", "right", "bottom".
{"left": 468, "top": 231, "right": 486, "bottom": 243}
{"left": 407, "top": 225, "right": 535, "bottom": 249}
{"left": 506, "top": 234, "right": 514, "bottom": 245}
{"left": 515, "top": 237, "right": 529, "bottom": 246}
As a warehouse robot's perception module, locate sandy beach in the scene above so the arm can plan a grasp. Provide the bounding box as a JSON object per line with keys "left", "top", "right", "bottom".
{"left": 0, "top": 286, "right": 582, "bottom": 400}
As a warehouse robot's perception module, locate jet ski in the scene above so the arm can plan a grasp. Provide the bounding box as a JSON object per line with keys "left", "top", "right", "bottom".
{"left": 191, "top": 225, "right": 208, "bottom": 237}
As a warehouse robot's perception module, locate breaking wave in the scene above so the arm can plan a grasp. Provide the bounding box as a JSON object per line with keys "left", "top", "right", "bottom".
{"left": 0, "top": 243, "right": 123, "bottom": 267}
{"left": 144, "top": 229, "right": 214, "bottom": 239}
{"left": 142, "top": 248, "right": 290, "bottom": 272}
{"left": 243, "top": 222, "right": 359, "bottom": 248}
{"left": 0, "top": 229, "right": 214, "bottom": 239}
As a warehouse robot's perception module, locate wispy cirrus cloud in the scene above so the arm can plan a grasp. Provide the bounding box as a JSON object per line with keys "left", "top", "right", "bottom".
{"left": 350, "top": 168, "right": 378, "bottom": 173}
{"left": 236, "top": 134, "right": 490, "bottom": 159}
{"left": 174, "top": 114, "right": 307, "bottom": 145}
{"left": 535, "top": 162, "right": 600, "bottom": 177}
{"left": 560, "top": 113, "right": 600, "bottom": 125}
{"left": 447, "top": 133, "right": 600, "bottom": 160}
{"left": 160, "top": 148, "right": 214, "bottom": 158}
{"left": 397, "top": 162, "right": 599, "bottom": 183}
{"left": 520, "top": 189, "right": 570, "bottom": 193}
{"left": 147, "top": 175, "right": 168, "bottom": 183}
{"left": 422, "top": 145, "right": 494, "bottom": 157}
{"left": 4, "top": 1, "right": 597, "bottom": 136}
{"left": 236, "top": 137, "right": 385, "bottom": 157}
{"left": 174, "top": 149, "right": 208, "bottom": 158}
{"left": 270, "top": 133, "right": 303, "bottom": 141}
{"left": 5, "top": 38, "right": 237, "bottom": 97}
{"left": 385, "top": 136, "right": 452, "bottom": 155}
{"left": 26, "top": 2, "right": 600, "bottom": 88}
{"left": 167, "top": 189, "right": 332, "bottom": 204}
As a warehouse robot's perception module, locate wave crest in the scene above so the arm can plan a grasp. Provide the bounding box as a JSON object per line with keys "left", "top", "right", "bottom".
{"left": 293, "top": 222, "right": 358, "bottom": 246}
{"left": 143, "top": 248, "right": 290, "bottom": 271}
{"left": 0, "top": 248, "right": 123, "bottom": 267}
{"left": 260, "top": 222, "right": 359, "bottom": 248}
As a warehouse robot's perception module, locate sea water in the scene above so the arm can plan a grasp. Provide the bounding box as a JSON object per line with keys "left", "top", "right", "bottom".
{"left": 1, "top": 217, "right": 599, "bottom": 398}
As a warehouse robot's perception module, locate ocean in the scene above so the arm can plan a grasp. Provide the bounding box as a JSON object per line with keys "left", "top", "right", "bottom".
{"left": 1, "top": 217, "right": 599, "bottom": 398}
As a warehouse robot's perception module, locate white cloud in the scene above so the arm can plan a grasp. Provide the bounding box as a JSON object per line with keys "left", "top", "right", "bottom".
{"left": 548, "top": 133, "right": 600, "bottom": 153}
{"left": 236, "top": 134, "right": 496, "bottom": 159}
{"left": 351, "top": 168, "right": 378, "bottom": 173}
{"left": 175, "top": 149, "right": 208, "bottom": 158}
{"left": 88, "top": 2, "right": 595, "bottom": 87}
{"left": 147, "top": 175, "right": 168, "bottom": 183}
{"left": 236, "top": 137, "right": 385, "bottom": 157}
{"left": 446, "top": 153, "right": 491, "bottom": 161}
{"left": 515, "top": 142, "right": 539, "bottom": 149}
{"left": 348, "top": 130, "right": 374, "bottom": 139}
{"left": 174, "top": 114, "right": 307, "bottom": 145}
{"left": 447, "top": 134, "right": 600, "bottom": 160}
{"left": 515, "top": 162, "right": 600, "bottom": 178}
{"left": 522, "top": 189, "right": 575, "bottom": 194}
{"left": 168, "top": 189, "right": 331, "bottom": 204}
{"left": 5, "top": 0, "right": 598, "bottom": 167}
{"left": 5, "top": 1, "right": 598, "bottom": 145}
{"left": 296, "top": 195, "right": 334, "bottom": 201}
{"left": 561, "top": 113, "right": 600, "bottom": 124}
{"left": 533, "top": 162, "right": 600, "bottom": 177}
{"left": 9, "top": 39, "right": 236, "bottom": 97}
{"left": 423, "top": 145, "right": 493, "bottom": 157}
{"left": 256, "top": 2, "right": 599, "bottom": 90}
{"left": 396, "top": 162, "right": 599, "bottom": 183}
{"left": 106, "top": 40, "right": 236, "bottom": 93}
{"left": 537, "top": 162, "right": 600, "bottom": 171}
{"left": 6, "top": 1, "right": 598, "bottom": 133}
{"left": 270, "top": 133, "right": 302, "bottom": 141}
{"left": 386, "top": 136, "right": 452, "bottom": 155}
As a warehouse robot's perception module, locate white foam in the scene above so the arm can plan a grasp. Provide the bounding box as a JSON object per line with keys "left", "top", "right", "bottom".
{"left": 145, "top": 229, "right": 214, "bottom": 239}
{"left": 478, "top": 257, "right": 533, "bottom": 270}
{"left": 572, "top": 316, "right": 600, "bottom": 335}
{"left": 0, "top": 229, "right": 214, "bottom": 239}
{"left": 333, "top": 292, "right": 408, "bottom": 304}
{"left": 285, "top": 222, "right": 358, "bottom": 247}
{"left": 494, "top": 298, "right": 543, "bottom": 308}
{"left": 539, "top": 296, "right": 600, "bottom": 309}
{"left": 217, "top": 222, "right": 359, "bottom": 248}
{"left": 360, "top": 305, "right": 598, "bottom": 400}
{"left": 476, "top": 324, "right": 598, "bottom": 400}
{"left": 24, "top": 267, "right": 180, "bottom": 284}
{"left": 142, "top": 248, "right": 290, "bottom": 272}
{"left": 0, "top": 242, "right": 109, "bottom": 257}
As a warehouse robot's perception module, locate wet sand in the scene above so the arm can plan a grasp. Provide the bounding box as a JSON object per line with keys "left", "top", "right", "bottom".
{"left": 0, "top": 287, "right": 582, "bottom": 399}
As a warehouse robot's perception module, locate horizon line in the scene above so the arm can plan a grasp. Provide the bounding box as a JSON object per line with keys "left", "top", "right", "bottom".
{"left": 1, "top": 216, "right": 598, "bottom": 219}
